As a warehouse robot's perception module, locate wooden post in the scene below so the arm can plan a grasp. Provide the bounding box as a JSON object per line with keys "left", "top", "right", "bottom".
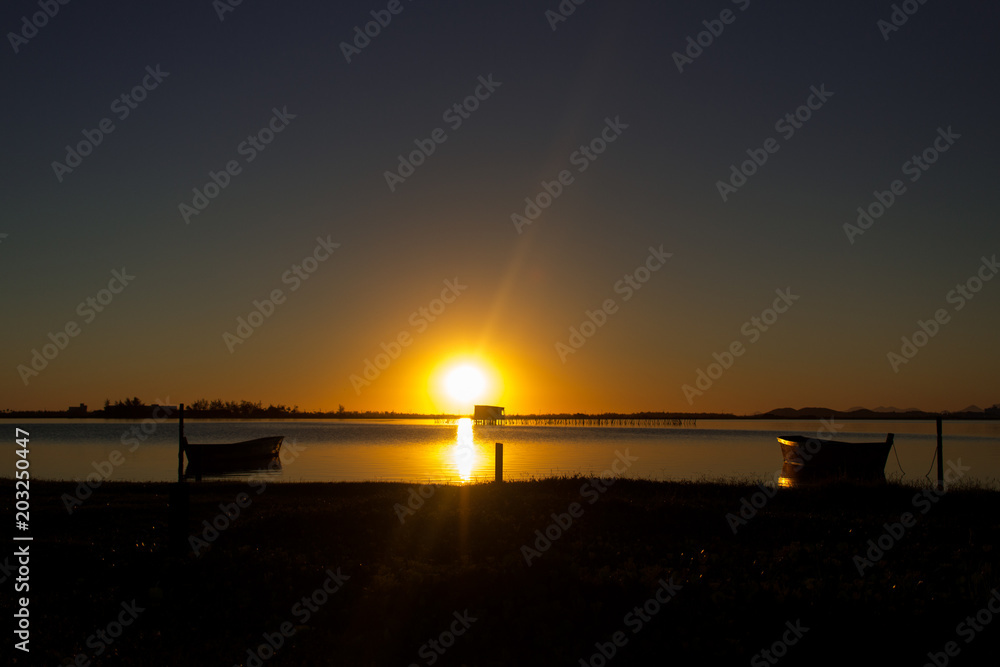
{"left": 170, "top": 403, "right": 189, "bottom": 555}
{"left": 495, "top": 442, "right": 503, "bottom": 482}
{"left": 178, "top": 403, "right": 185, "bottom": 483}
{"left": 936, "top": 417, "right": 944, "bottom": 491}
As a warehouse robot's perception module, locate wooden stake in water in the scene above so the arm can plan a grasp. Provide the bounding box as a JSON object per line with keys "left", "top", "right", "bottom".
{"left": 178, "top": 403, "right": 185, "bottom": 483}
{"left": 495, "top": 442, "right": 503, "bottom": 482}
{"left": 936, "top": 417, "right": 944, "bottom": 491}
{"left": 170, "top": 403, "right": 189, "bottom": 554}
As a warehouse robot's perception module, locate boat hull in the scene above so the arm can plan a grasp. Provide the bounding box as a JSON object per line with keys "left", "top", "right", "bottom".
{"left": 184, "top": 436, "right": 283, "bottom": 475}
{"left": 777, "top": 434, "right": 893, "bottom": 485}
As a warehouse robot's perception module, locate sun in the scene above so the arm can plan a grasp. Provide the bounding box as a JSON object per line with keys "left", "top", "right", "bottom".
{"left": 429, "top": 355, "right": 504, "bottom": 414}
{"left": 444, "top": 364, "right": 487, "bottom": 403}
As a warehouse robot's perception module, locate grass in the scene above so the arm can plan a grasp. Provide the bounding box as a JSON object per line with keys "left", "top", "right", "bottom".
{"left": 4, "top": 477, "right": 1000, "bottom": 665}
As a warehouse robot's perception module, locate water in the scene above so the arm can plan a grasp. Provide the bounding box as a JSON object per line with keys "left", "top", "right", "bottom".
{"left": 7, "top": 418, "right": 1000, "bottom": 488}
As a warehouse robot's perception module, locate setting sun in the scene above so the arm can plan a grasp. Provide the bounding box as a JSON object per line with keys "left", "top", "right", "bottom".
{"left": 444, "top": 364, "right": 487, "bottom": 403}
{"left": 426, "top": 356, "right": 507, "bottom": 414}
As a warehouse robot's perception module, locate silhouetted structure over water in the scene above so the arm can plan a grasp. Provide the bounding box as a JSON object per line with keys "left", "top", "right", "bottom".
{"left": 473, "top": 405, "right": 505, "bottom": 424}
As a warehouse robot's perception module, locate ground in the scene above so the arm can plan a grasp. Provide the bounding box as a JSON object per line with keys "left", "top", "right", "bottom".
{"left": 4, "top": 477, "right": 999, "bottom": 666}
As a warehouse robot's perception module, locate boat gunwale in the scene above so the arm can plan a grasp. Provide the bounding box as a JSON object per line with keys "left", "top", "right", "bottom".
{"left": 183, "top": 436, "right": 284, "bottom": 448}
{"left": 776, "top": 434, "right": 893, "bottom": 447}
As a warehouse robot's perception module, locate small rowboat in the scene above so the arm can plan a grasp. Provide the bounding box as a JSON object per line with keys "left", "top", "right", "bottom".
{"left": 183, "top": 436, "right": 283, "bottom": 475}
{"left": 777, "top": 433, "right": 893, "bottom": 485}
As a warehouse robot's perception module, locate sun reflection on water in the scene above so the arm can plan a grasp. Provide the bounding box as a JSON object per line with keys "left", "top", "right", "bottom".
{"left": 452, "top": 418, "right": 477, "bottom": 482}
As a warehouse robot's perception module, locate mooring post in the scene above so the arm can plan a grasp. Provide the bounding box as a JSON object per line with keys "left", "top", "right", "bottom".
{"left": 936, "top": 417, "right": 944, "bottom": 491}
{"left": 177, "top": 403, "right": 185, "bottom": 483}
{"left": 495, "top": 442, "right": 503, "bottom": 482}
{"left": 170, "top": 404, "right": 189, "bottom": 555}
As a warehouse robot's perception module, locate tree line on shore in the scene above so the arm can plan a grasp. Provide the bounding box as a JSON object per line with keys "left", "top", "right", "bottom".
{"left": 2, "top": 398, "right": 998, "bottom": 420}
{"left": 102, "top": 398, "right": 423, "bottom": 419}
{"left": 1, "top": 397, "right": 448, "bottom": 419}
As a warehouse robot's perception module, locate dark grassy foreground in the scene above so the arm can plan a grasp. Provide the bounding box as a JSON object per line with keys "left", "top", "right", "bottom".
{"left": 4, "top": 477, "right": 1000, "bottom": 666}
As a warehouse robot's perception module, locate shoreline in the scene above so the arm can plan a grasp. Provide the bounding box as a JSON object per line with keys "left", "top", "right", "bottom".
{"left": 12, "top": 475, "right": 1000, "bottom": 488}
{"left": 5, "top": 408, "right": 999, "bottom": 421}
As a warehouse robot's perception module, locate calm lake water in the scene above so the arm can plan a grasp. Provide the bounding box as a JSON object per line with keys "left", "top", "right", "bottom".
{"left": 7, "top": 419, "right": 1000, "bottom": 488}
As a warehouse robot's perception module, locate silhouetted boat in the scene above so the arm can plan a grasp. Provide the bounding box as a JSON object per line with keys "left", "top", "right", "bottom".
{"left": 777, "top": 433, "right": 893, "bottom": 485}
{"left": 184, "top": 436, "right": 283, "bottom": 472}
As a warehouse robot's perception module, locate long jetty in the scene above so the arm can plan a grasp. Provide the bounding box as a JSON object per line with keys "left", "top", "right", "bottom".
{"left": 498, "top": 417, "right": 695, "bottom": 427}
{"left": 440, "top": 415, "right": 697, "bottom": 427}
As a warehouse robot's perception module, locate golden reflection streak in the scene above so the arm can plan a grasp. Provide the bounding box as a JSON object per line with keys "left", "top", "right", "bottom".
{"left": 452, "top": 418, "right": 477, "bottom": 482}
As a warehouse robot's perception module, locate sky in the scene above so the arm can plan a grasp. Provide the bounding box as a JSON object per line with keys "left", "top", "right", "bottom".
{"left": 1, "top": 0, "right": 998, "bottom": 415}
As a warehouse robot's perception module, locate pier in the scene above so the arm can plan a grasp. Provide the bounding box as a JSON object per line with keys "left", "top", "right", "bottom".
{"left": 444, "top": 412, "right": 697, "bottom": 428}
{"left": 498, "top": 417, "right": 696, "bottom": 427}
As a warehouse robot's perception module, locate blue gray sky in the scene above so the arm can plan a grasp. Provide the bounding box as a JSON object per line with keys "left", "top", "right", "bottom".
{"left": 2, "top": 0, "right": 998, "bottom": 413}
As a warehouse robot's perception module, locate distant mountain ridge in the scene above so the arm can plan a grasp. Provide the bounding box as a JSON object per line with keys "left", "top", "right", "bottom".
{"left": 765, "top": 406, "right": 995, "bottom": 419}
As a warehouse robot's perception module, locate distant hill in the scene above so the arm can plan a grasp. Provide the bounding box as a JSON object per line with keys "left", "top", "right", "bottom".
{"left": 763, "top": 406, "right": 993, "bottom": 420}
